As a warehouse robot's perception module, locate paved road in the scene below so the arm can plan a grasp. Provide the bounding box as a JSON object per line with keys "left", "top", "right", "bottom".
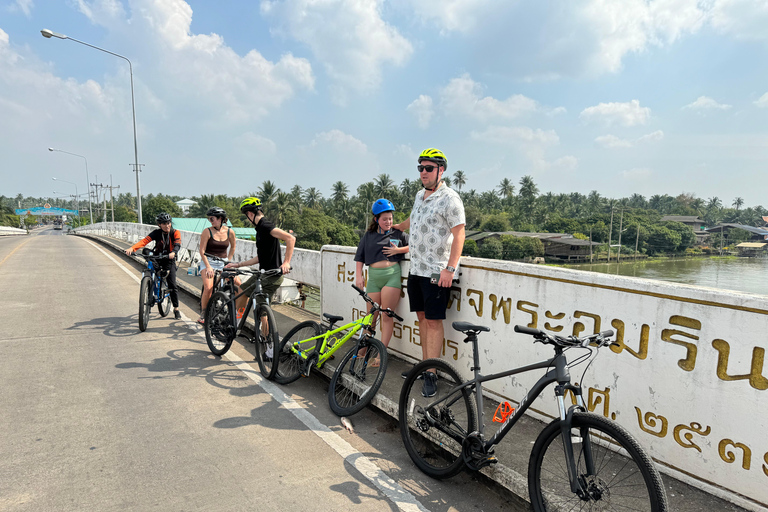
{"left": 0, "top": 233, "right": 527, "bottom": 511}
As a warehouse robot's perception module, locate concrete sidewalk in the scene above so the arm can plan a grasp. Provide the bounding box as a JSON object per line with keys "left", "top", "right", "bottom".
{"left": 79, "top": 231, "right": 751, "bottom": 512}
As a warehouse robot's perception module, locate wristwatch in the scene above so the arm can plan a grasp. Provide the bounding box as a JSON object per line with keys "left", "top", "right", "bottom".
{"left": 445, "top": 265, "right": 456, "bottom": 273}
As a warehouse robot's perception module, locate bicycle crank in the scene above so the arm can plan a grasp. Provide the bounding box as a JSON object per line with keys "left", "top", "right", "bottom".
{"left": 462, "top": 432, "right": 497, "bottom": 471}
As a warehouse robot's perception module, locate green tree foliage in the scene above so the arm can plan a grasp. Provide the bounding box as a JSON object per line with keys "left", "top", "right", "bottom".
{"left": 646, "top": 226, "right": 682, "bottom": 255}
{"left": 478, "top": 237, "right": 503, "bottom": 259}
{"left": 480, "top": 213, "right": 510, "bottom": 232}
{"left": 500, "top": 235, "right": 544, "bottom": 259}
{"left": 462, "top": 239, "right": 477, "bottom": 256}
{"left": 283, "top": 208, "right": 358, "bottom": 251}
{"left": 142, "top": 196, "right": 183, "bottom": 224}
{"left": 113, "top": 205, "right": 138, "bottom": 223}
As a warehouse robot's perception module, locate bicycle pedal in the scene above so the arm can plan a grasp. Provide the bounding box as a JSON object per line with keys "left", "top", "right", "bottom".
{"left": 301, "top": 353, "right": 319, "bottom": 377}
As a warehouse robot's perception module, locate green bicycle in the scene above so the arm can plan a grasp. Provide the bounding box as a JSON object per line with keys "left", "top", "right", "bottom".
{"left": 275, "top": 284, "right": 403, "bottom": 417}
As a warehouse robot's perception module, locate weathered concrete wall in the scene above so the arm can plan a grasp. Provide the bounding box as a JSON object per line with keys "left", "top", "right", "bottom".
{"left": 321, "top": 245, "right": 768, "bottom": 512}
{"left": 78, "top": 224, "right": 768, "bottom": 510}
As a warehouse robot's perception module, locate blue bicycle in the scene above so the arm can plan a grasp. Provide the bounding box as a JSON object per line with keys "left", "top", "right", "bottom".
{"left": 138, "top": 248, "right": 173, "bottom": 331}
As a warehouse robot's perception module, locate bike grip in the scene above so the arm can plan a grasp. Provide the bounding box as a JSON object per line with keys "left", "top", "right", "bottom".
{"left": 390, "top": 311, "right": 404, "bottom": 321}
{"left": 351, "top": 284, "right": 365, "bottom": 295}
{"left": 514, "top": 325, "right": 541, "bottom": 336}
{"left": 600, "top": 330, "right": 615, "bottom": 338}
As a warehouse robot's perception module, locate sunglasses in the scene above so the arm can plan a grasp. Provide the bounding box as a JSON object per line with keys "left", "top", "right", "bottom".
{"left": 417, "top": 165, "right": 438, "bottom": 173}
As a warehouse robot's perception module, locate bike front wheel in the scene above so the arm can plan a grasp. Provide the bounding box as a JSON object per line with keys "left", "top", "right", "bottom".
{"left": 138, "top": 276, "right": 151, "bottom": 332}
{"left": 529, "top": 412, "right": 667, "bottom": 512}
{"left": 204, "top": 291, "right": 235, "bottom": 356}
{"left": 328, "top": 337, "right": 388, "bottom": 417}
{"left": 274, "top": 321, "right": 321, "bottom": 385}
{"left": 399, "top": 359, "right": 477, "bottom": 479}
{"left": 254, "top": 304, "right": 279, "bottom": 380}
{"left": 157, "top": 279, "right": 172, "bottom": 317}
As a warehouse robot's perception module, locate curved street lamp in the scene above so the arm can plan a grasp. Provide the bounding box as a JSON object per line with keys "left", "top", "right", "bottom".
{"left": 41, "top": 28, "right": 142, "bottom": 223}
{"left": 48, "top": 147, "right": 93, "bottom": 224}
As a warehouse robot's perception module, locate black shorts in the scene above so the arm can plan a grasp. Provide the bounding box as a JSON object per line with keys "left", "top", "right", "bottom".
{"left": 407, "top": 274, "right": 450, "bottom": 320}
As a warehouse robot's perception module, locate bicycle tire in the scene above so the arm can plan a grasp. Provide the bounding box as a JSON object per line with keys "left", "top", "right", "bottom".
{"left": 138, "top": 276, "right": 151, "bottom": 332}
{"left": 399, "top": 358, "right": 477, "bottom": 479}
{"left": 254, "top": 304, "right": 279, "bottom": 380}
{"left": 204, "top": 290, "right": 235, "bottom": 356}
{"left": 328, "top": 337, "right": 388, "bottom": 417}
{"left": 274, "top": 321, "right": 321, "bottom": 385}
{"left": 157, "top": 279, "right": 172, "bottom": 317}
{"left": 529, "top": 412, "right": 668, "bottom": 512}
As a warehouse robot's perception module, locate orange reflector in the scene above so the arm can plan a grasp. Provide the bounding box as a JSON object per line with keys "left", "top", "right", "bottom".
{"left": 493, "top": 402, "right": 515, "bottom": 423}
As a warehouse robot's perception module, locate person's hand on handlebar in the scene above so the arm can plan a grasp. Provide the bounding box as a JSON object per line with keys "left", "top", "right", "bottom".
{"left": 280, "top": 262, "right": 291, "bottom": 275}
{"left": 124, "top": 248, "right": 134, "bottom": 256}
{"left": 224, "top": 262, "right": 239, "bottom": 269}
{"left": 169, "top": 252, "right": 176, "bottom": 260}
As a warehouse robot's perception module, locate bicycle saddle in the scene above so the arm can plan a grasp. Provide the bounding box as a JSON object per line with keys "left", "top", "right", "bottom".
{"left": 323, "top": 313, "right": 344, "bottom": 323}
{"left": 452, "top": 321, "right": 490, "bottom": 333}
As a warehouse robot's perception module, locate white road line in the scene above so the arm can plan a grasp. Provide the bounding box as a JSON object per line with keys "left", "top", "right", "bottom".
{"left": 85, "top": 237, "right": 431, "bottom": 512}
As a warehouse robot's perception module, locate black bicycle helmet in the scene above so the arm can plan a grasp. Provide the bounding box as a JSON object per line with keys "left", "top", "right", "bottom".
{"left": 206, "top": 206, "right": 227, "bottom": 218}
{"left": 156, "top": 212, "right": 172, "bottom": 224}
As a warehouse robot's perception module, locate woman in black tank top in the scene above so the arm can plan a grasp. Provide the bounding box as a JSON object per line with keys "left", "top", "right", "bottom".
{"left": 198, "top": 207, "right": 238, "bottom": 323}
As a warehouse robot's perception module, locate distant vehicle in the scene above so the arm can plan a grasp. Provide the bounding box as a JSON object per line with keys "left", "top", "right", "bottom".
{"left": 54, "top": 219, "right": 63, "bottom": 230}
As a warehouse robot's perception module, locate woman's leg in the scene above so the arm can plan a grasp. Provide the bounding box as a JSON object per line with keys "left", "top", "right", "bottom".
{"left": 367, "top": 291, "right": 382, "bottom": 335}
{"left": 379, "top": 285, "right": 402, "bottom": 348}
{"left": 199, "top": 273, "right": 214, "bottom": 317}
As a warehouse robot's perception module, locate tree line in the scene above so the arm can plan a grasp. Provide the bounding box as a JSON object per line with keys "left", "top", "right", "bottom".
{"left": 4, "top": 174, "right": 764, "bottom": 258}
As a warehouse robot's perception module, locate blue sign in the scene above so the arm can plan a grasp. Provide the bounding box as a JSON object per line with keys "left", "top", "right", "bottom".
{"left": 15, "top": 207, "right": 78, "bottom": 216}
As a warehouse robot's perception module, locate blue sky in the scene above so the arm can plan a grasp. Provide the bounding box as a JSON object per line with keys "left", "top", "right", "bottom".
{"left": 2, "top": 0, "right": 767, "bottom": 208}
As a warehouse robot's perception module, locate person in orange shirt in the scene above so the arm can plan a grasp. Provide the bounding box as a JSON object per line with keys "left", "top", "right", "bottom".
{"left": 125, "top": 212, "right": 182, "bottom": 319}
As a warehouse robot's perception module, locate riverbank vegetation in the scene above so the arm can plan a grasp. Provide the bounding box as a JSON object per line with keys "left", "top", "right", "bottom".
{"left": 5, "top": 175, "right": 765, "bottom": 259}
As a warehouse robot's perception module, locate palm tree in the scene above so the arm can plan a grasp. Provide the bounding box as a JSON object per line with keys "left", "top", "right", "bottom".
{"left": 518, "top": 175, "right": 539, "bottom": 202}
{"left": 257, "top": 181, "right": 279, "bottom": 210}
{"left": 331, "top": 181, "right": 349, "bottom": 203}
{"left": 272, "top": 191, "right": 293, "bottom": 226}
{"left": 303, "top": 187, "right": 323, "bottom": 209}
{"left": 452, "top": 170, "right": 467, "bottom": 192}
{"left": 497, "top": 178, "right": 515, "bottom": 199}
{"left": 732, "top": 197, "right": 744, "bottom": 210}
{"left": 373, "top": 174, "right": 396, "bottom": 198}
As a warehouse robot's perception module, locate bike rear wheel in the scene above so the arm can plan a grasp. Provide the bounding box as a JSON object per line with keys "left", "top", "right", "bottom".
{"left": 204, "top": 291, "right": 235, "bottom": 356}
{"left": 328, "top": 337, "right": 388, "bottom": 416}
{"left": 254, "top": 304, "right": 279, "bottom": 380}
{"left": 157, "top": 279, "right": 172, "bottom": 317}
{"left": 529, "top": 412, "right": 667, "bottom": 512}
{"left": 399, "top": 359, "right": 477, "bottom": 479}
{"left": 274, "top": 321, "right": 321, "bottom": 385}
{"left": 138, "top": 276, "right": 151, "bottom": 332}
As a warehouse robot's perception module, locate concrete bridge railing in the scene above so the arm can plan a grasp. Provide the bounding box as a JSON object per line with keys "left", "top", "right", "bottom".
{"left": 77, "top": 223, "right": 768, "bottom": 511}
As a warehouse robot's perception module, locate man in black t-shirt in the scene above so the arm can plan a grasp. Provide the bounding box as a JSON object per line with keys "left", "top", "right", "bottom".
{"left": 226, "top": 197, "right": 295, "bottom": 332}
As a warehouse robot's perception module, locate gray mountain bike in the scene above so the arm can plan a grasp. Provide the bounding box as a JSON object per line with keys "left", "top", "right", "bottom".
{"left": 399, "top": 323, "right": 668, "bottom": 512}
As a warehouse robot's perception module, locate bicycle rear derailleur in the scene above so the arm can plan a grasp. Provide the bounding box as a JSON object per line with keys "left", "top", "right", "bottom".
{"left": 462, "top": 432, "right": 497, "bottom": 471}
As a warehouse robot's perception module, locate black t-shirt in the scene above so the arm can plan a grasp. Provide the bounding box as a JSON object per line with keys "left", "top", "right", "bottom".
{"left": 354, "top": 229, "right": 408, "bottom": 265}
{"left": 256, "top": 218, "right": 282, "bottom": 270}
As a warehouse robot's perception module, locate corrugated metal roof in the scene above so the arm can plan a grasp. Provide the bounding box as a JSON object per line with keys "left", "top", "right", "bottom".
{"left": 170, "top": 218, "right": 232, "bottom": 232}
{"left": 736, "top": 242, "right": 767, "bottom": 248}
{"left": 704, "top": 223, "right": 768, "bottom": 235}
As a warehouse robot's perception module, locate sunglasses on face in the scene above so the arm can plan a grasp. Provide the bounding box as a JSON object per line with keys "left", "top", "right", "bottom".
{"left": 418, "top": 165, "right": 438, "bottom": 173}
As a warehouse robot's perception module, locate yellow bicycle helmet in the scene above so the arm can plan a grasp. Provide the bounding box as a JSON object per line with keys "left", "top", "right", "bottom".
{"left": 418, "top": 148, "right": 447, "bottom": 171}
{"left": 239, "top": 197, "right": 262, "bottom": 214}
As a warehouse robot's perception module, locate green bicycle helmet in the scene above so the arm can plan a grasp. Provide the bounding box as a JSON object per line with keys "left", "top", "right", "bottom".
{"left": 239, "top": 197, "right": 262, "bottom": 214}
{"left": 418, "top": 148, "right": 447, "bottom": 171}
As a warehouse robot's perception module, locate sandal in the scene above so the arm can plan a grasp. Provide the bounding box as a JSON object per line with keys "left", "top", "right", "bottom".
{"left": 197, "top": 317, "right": 205, "bottom": 325}
{"left": 369, "top": 358, "right": 381, "bottom": 368}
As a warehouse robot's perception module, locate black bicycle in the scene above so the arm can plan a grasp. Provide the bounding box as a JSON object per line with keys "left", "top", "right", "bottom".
{"left": 138, "top": 248, "right": 173, "bottom": 332}
{"left": 399, "top": 323, "right": 668, "bottom": 512}
{"left": 203, "top": 265, "right": 284, "bottom": 380}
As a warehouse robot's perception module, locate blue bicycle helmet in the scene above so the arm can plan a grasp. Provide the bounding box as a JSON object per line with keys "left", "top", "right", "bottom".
{"left": 372, "top": 199, "right": 395, "bottom": 216}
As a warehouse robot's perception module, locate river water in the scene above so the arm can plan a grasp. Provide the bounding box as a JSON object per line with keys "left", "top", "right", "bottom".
{"left": 562, "top": 257, "right": 768, "bottom": 296}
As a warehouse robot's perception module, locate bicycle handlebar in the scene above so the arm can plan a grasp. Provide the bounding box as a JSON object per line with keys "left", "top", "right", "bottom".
{"left": 351, "top": 284, "right": 404, "bottom": 321}
{"left": 514, "top": 325, "right": 615, "bottom": 348}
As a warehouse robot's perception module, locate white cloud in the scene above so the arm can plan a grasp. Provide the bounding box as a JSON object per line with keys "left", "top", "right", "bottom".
{"left": 394, "top": 144, "right": 414, "bottom": 159}
{"left": 406, "top": 95, "right": 434, "bottom": 129}
{"left": 394, "top": 0, "right": 488, "bottom": 33}
{"left": 471, "top": 126, "right": 559, "bottom": 146}
{"left": 580, "top": 99, "right": 651, "bottom": 127}
{"left": 546, "top": 106, "right": 567, "bottom": 117}
{"left": 309, "top": 129, "right": 367, "bottom": 154}
{"left": 261, "top": 0, "right": 412, "bottom": 103}
{"left": 756, "top": 92, "right": 768, "bottom": 108}
{"left": 684, "top": 96, "right": 732, "bottom": 110}
{"left": 595, "top": 134, "right": 633, "bottom": 148}
{"left": 9, "top": 0, "right": 34, "bottom": 16}
{"left": 621, "top": 167, "right": 653, "bottom": 180}
{"left": 596, "top": 130, "right": 664, "bottom": 148}
{"left": 234, "top": 132, "right": 277, "bottom": 155}
{"left": 440, "top": 74, "right": 538, "bottom": 121}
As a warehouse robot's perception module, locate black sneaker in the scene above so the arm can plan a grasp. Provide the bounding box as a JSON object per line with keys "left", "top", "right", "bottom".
{"left": 174, "top": 310, "right": 181, "bottom": 320}
{"left": 401, "top": 369, "right": 424, "bottom": 380}
{"left": 422, "top": 371, "right": 437, "bottom": 397}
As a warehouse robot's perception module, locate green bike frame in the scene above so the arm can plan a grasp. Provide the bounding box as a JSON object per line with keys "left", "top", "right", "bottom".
{"left": 289, "top": 311, "right": 375, "bottom": 369}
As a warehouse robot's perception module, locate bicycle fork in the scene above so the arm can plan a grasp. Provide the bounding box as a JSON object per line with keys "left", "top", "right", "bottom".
{"left": 555, "top": 384, "right": 596, "bottom": 499}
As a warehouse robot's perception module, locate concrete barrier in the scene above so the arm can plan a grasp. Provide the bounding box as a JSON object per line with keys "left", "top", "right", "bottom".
{"left": 77, "top": 224, "right": 768, "bottom": 511}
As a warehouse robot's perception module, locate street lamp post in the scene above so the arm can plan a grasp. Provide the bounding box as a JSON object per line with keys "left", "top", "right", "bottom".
{"left": 41, "top": 28, "right": 142, "bottom": 224}
{"left": 48, "top": 147, "right": 93, "bottom": 225}
{"left": 52, "top": 177, "right": 78, "bottom": 226}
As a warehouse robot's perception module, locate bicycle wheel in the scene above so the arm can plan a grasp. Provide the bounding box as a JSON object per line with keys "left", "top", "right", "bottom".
{"left": 529, "top": 412, "right": 668, "bottom": 512}
{"left": 138, "top": 276, "right": 151, "bottom": 332}
{"left": 254, "top": 304, "right": 279, "bottom": 380}
{"left": 399, "top": 358, "right": 477, "bottom": 479}
{"left": 204, "top": 291, "right": 235, "bottom": 356}
{"left": 328, "top": 337, "right": 388, "bottom": 416}
{"left": 274, "top": 321, "right": 321, "bottom": 385}
{"left": 157, "top": 279, "right": 172, "bottom": 317}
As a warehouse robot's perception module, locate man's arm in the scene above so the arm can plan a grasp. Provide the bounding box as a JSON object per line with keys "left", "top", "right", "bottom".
{"left": 272, "top": 227, "right": 296, "bottom": 274}
{"left": 392, "top": 216, "right": 410, "bottom": 232}
{"left": 438, "top": 223, "right": 465, "bottom": 288}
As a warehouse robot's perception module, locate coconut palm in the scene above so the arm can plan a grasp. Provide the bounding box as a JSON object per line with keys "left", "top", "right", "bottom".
{"left": 331, "top": 181, "right": 349, "bottom": 203}
{"left": 373, "top": 174, "right": 396, "bottom": 198}
{"left": 732, "top": 197, "right": 744, "bottom": 210}
{"left": 452, "top": 170, "right": 467, "bottom": 192}
{"left": 497, "top": 178, "right": 515, "bottom": 199}
{"left": 303, "top": 187, "right": 323, "bottom": 209}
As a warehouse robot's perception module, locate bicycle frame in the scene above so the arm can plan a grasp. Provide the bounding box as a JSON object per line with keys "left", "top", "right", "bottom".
{"left": 287, "top": 312, "right": 374, "bottom": 369}
{"left": 217, "top": 270, "right": 275, "bottom": 337}
{"left": 144, "top": 259, "right": 170, "bottom": 304}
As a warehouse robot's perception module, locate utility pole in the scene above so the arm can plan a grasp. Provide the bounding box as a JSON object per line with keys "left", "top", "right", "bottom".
{"left": 91, "top": 180, "right": 120, "bottom": 223}
{"left": 589, "top": 226, "right": 593, "bottom": 263}
{"left": 635, "top": 227, "right": 640, "bottom": 261}
{"left": 617, "top": 209, "right": 624, "bottom": 263}
{"left": 607, "top": 205, "right": 614, "bottom": 262}
{"left": 108, "top": 175, "right": 119, "bottom": 222}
